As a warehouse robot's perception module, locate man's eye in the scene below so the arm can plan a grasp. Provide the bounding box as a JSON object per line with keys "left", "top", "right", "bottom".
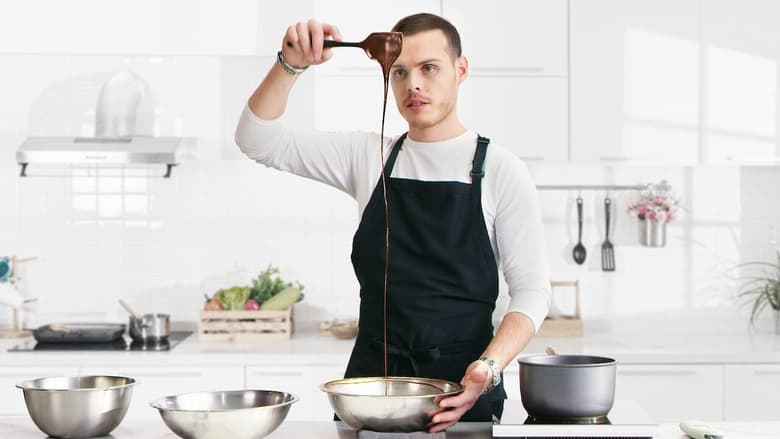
{"left": 423, "top": 65, "right": 437, "bottom": 73}
{"left": 392, "top": 70, "right": 407, "bottom": 79}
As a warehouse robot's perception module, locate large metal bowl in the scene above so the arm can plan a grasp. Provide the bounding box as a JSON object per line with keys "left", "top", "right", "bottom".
{"left": 16, "top": 375, "right": 135, "bottom": 438}
{"left": 150, "top": 390, "right": 297, "bottom": 439}
{"left": 321, "top": 376, "right": 463, "bottom": 432}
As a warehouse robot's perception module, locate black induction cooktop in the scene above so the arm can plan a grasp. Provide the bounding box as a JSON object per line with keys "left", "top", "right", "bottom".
{"left": 7, "top": 331, "right": 192, "bottom": 352}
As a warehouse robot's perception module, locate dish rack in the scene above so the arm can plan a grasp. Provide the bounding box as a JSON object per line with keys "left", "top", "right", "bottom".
{"left": 0, "top": 256, "right": 37, "bottom": 339}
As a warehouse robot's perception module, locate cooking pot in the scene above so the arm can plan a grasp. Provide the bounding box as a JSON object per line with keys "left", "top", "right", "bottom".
{"left": 518, "top": 353, "right": 616, "bottom": 419}
{"left": 129, "top": 313, "right": 170, "bottom": 342}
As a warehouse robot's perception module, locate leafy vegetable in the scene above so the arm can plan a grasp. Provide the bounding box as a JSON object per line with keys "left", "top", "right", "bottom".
{"left": 250, "top": 265, "right": 304, "bottom": 304}
{"left": 214, "top": 286, "right": 252, "bottom": 311}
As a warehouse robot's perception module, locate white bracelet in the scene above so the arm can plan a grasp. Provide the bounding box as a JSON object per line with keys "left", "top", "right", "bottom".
{"left": 276, "top": 51, "right": 308, "bottom": 75}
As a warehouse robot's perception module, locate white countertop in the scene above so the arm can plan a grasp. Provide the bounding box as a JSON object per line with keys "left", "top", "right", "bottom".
{"left": 2, "top": 321, "right": 780, "bottom": 365}
{"left": 1, "top": 417, "right": 779, "bottom": 439}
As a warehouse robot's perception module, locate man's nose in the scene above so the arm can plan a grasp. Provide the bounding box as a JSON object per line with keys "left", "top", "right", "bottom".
{"left": 406, "top": 72, "right": 423, "bottom": 92}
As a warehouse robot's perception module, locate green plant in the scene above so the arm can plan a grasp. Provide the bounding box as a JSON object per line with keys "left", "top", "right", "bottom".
{"left": 250, "top": 265, "right": 304, "bottom": 305}
{"left": 737, "top": 251, "right": 780, "bottom": 326}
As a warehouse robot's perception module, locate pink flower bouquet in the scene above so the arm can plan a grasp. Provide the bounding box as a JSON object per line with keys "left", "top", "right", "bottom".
{"left": 627, "top": 190, "right": 680, "bottom": 223}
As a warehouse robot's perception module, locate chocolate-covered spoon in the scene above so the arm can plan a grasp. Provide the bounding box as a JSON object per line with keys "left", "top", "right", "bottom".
{"left": 286, "top": 32, "right": 403, "bottom": 78}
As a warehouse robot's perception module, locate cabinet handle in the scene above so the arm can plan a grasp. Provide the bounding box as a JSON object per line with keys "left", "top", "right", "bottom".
{"left": 599, "top": 156, "right": 633, "bottom": 162}
{"left": 111, "top": 372, "right": 202, "bottom": 378}
{"left": 249, "top": 371, "right": 304, "bottom": 377}
{"left": 753, "top": 369, "right": 780, "bottom": 376}
{"left": 619, "top": 370, "right": 696, "bottom": 377}
{"left": 727, "top": 156, "right": 780, "bottom": 163}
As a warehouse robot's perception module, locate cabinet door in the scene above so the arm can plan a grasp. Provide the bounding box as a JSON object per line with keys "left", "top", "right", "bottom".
{"left": 724, "top": 364, "right": 780, "bottom": 421}
{"left": 314, "top": 0, "right": 440, "bottom": 73}
{"left": 0, "top": 1, "right": 316, "bottom": 55}
{"left": 616, "top": 364, "right": 723, "bottom": 422}
{"left": 701, "top": 0, "right": 780, "bottom": 165}
{"left": 570, "top": 0, "right": 700, "bottom": 165}
{"left": 0, "top": 366, "right": 80, "bottom": 415}
{"left": 459, "top": 77, "right": 568, "bottom": 163}
{"left": 246, "top": 364, "right": 345, "bottom": 422}
{"left": 443, "top": 0, "right": 568, "bottom": 75}
{"left": 82, "top": 365, "right": 244, "bottom": 420}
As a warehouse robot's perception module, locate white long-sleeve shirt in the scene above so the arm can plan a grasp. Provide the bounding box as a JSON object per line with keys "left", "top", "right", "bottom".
{"left": 235, "top": 106, "right": 550, "bottom": 333}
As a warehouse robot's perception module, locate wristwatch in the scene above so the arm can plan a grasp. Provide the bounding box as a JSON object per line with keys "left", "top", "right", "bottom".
{"left": 478, "top": 357, "right": 501, "bottom": 393}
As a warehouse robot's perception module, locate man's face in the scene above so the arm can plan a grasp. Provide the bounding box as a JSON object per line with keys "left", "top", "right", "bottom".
{"left": 389, "top": 29, "right": 467, "bottom": 133}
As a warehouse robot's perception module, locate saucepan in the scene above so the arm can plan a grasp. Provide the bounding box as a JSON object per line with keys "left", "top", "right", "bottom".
{"left": 119, "top": 300, "right": 170, "bottom": 342}
{"left": 517, "top": 346, "right": 616, "bottom": 419}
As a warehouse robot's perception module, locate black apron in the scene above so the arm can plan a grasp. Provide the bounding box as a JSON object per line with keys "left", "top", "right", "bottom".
{"left": 345, "top": 132, "right": 506, "bottom": 421}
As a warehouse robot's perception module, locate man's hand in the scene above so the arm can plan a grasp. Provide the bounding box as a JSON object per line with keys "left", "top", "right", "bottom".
{"left": 282, "top": 19, "right": 343, "bottom": 69}
{"left": 427, "top": 360, "right": 492, "bottom": 433}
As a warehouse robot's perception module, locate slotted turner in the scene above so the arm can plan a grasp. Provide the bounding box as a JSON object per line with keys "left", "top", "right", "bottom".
{"left": 601, "top": 197, "right": 615, "bottom": 271}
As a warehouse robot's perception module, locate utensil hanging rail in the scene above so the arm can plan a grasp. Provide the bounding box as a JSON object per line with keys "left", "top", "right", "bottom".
{"left": 536, "top": 180, "right": 671, "bottom": 192}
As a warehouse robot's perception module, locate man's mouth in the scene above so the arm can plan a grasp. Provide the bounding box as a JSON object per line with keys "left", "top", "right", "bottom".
{"left": 406, "top": 98, "right": 428, "bottom": 110}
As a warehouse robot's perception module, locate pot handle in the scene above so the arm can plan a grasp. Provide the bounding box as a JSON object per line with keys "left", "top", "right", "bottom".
{"left": 545, "top": 345, "right": 557, "bottom": 355}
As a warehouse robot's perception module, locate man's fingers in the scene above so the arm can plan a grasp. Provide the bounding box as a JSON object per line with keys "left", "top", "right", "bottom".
{"left": 296, "top": 21, "right": 311, "bottom": 62}
{"left": 284, "top": 25, "right": 298, "bottom": 50}
{"left": 307, "top": 19, "right": 323, "bottom": 62}
{"left": 321, "top": 23, "right": 342, "bottom": 42}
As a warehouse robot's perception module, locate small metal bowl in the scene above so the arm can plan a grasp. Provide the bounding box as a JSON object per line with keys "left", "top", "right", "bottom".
{"left": 16, "top": 375, "right": 135, "bottom": 438}
{"left": 150, "top": 390, "right": 297, "bottom": 439}
{"left": 321, "top": 376, "right": 463, "bottom": 432}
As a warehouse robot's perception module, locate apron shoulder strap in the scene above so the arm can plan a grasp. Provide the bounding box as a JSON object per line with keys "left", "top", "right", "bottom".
{"left": 470, "top": 134, "right": 490, "bottom": 184}
{"left": 383, "top": 133, "right": 408, "bottom": 175}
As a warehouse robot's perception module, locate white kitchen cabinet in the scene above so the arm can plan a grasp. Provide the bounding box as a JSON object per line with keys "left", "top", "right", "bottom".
{"left": 314, "top": 0, "right": 440, "bottom": 74}
{"left": 443, "top": 0, "right": 568, "bottom": 76}
{"left": 700, "top": 0, "right": 780, "bottom": 165}
{"left": 502, "top": 361, "right": 520, "bottom": 401}
{"left": 0, "top": 1, "right": 315, "bottom": 56}
{"left": 246, "top": 364, "right": 344, "bottom": 421}
{"left": 81, "top": 365, "right": 244, "bottom": 420}
{"left": 459, "top": 77, "right": 568, "bottom": 163}
{"left": 569, "top": 0, "right": 700, "bottom": 165}
{"left": 724, "top": 364, "right": 780, "bottom": 421}
{"left": 0, "top": 366, "right": 80, "bottom": 415}
{"left": 615, "top": 364, "right": 723, "bottom": 422}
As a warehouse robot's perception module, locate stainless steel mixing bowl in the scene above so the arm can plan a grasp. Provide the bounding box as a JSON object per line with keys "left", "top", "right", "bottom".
{"left": 16, "top": 375, "right": 135, "bottom": 438}
{"left": 150, "top": 390, "right": 297, "bottom": 439}
{"left": 321, "top": 376, "right": 463, "bottom": 432}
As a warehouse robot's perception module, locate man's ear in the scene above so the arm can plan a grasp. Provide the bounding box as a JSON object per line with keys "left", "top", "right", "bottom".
{"left": 456, "top": 56, "right": 469, "bottom": 84}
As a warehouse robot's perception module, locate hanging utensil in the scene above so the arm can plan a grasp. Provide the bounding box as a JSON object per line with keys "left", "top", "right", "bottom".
{"left": 602, "top": 197, "right": 616, "bottom": 271}
{"left": 572, "top": 196, "right": 587, "bottom": 265}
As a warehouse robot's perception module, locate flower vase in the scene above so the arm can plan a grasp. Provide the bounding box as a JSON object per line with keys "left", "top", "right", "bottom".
{"left": 639, "top": 219, "right": 666, "bottom": 247}
{"left": 775, "top": 309, "right": 780, "bottom": 335}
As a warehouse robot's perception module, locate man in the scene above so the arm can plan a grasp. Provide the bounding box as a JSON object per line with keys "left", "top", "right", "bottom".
{"left": 235, "top": 13, "right": 550, "bottom": 432}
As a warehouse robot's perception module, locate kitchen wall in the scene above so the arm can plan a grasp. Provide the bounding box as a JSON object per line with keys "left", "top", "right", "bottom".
{"left": 1, "top": 0, "right": 778, "bottom": 332}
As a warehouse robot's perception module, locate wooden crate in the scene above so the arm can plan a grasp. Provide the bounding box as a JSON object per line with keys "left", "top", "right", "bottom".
{"left": 537, "top": 280, "right": 583, "bottom": 337}
{"left": 198, "top": 306, "right": 293, "bottom": 342}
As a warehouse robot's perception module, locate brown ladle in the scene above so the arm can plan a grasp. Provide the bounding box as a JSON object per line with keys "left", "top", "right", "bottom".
{"left": 286, "top": 32, "right": 403, "bottom": 75}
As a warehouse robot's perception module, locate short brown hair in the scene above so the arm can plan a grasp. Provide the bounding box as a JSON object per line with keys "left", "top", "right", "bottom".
{"left": 391, "top": 13, "right": 462, "bottom": 59}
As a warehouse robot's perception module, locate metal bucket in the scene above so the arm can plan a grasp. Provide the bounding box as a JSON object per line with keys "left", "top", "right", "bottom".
{"left": 639, "top": 219, "right": 666, "bottom": 247}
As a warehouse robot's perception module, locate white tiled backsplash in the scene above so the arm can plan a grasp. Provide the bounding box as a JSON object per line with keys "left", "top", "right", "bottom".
{"left": 1, "top": 52, "right": 778, "bottom": 331}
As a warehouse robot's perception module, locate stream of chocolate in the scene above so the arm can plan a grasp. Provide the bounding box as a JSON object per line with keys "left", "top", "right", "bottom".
{"left": 364, "top": 33, "right": 403, "bottom": 378}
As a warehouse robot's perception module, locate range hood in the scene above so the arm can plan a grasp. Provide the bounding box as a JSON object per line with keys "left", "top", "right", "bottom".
{"left": 16, "top": 71, "right": 185, "bottom": 178}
